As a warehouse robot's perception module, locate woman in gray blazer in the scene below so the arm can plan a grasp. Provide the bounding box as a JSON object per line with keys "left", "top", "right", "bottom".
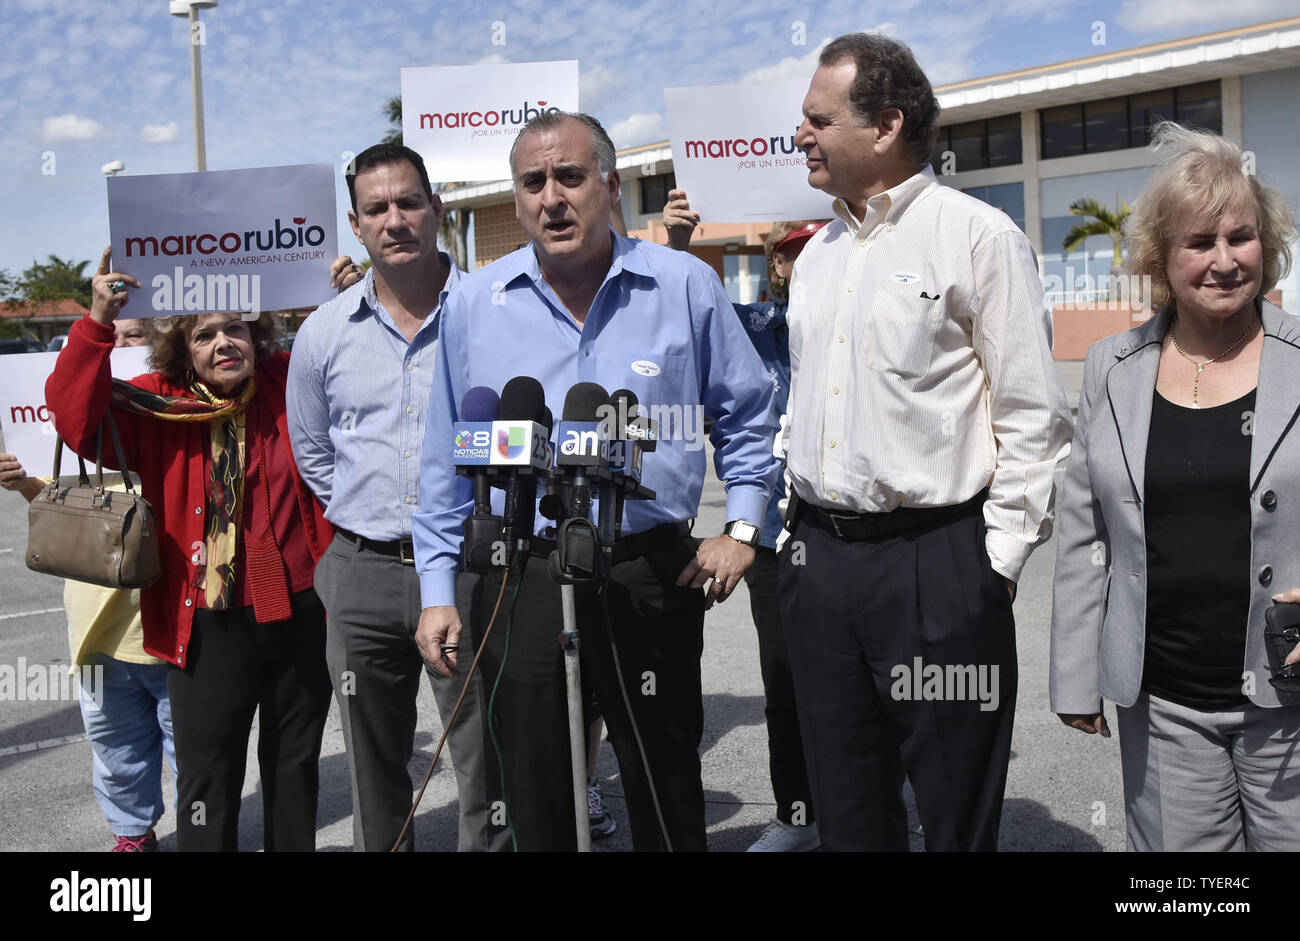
{"left": 1050, "top": 121, "right": 1300, "bottom": 851}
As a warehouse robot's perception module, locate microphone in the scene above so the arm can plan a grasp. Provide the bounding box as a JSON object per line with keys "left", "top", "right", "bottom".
{"left": 455, "top": 386, "right": 503, "bottom": 573}
{"left": 460, "top": 386, "right": 500, "bottom": 516}
{"left": 539, "top": 405, "right": 566, "bottom": 523}
{"left": 498, "top": 376, "right": 548, "bottom": 567}
{"left": 547, "top": 382, "right": 610, "bottom": 583}
{"left": 604, "top": 388, "right": 657, "bottom": 506}
{"left": 556, "top": 382, "right": 611, "bottom": 523}
{"left": 604, "top": 389, "right": 643, "bottom": 538}
{"left": 608, "top": 388, "right": 657, "bottom": 452}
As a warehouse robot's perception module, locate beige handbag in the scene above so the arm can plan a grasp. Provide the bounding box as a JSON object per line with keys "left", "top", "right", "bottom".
{"left": 26, "top": 414, "right": 162, "bottom": 588}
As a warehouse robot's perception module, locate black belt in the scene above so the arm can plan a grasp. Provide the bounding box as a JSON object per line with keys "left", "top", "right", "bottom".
{"left": 528, "top": 521, "right": 692, "bottom": 565}
{"left": 337, "top": 528, "right": 416, "bottom": 565}
{"left": 801, "top": 490, "right": 987, "bottom": 543}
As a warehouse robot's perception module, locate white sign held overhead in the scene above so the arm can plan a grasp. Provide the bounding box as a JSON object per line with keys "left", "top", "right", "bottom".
{"left": 107, "top": 163, "right": 338, "bottom": 318}
{"left": 0, "top": 347, "right": 151, "bottom": 474}
{"left": 665, "top": 79, "right": 832, "bottom": 223}
{"left": 401, "top": 60, "right": 580, "bottom": 183}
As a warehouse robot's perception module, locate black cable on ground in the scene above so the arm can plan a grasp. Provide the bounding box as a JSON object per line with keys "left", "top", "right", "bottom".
{"left": 391, "top": 569, "right": 512, "bottom": 852}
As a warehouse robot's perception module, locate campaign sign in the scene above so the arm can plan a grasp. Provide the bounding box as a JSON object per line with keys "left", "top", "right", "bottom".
{"left": 0, "top": 347, "right": 150, "bottom": 473}
{"left": 401, "top": 60, "right": 580, "bottom": 183}
{"left": 108, "top": 164, "right": 338, "bottom": 318}
{"left": 665, "top": 79, "right": 833, "bottom": 223}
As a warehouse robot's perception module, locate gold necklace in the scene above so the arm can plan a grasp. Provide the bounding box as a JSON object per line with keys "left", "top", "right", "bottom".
{"left": 1168, "top": 314, "right": 1256, "bottom": 408}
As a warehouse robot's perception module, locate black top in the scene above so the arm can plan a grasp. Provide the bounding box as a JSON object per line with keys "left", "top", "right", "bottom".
{"left": 1143, "top": 387, "right": 1256, "bottom": 711}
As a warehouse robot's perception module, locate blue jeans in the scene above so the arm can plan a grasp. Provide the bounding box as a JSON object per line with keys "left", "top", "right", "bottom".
{"left": 78, "top": 653, "right": 176, "bottom": 838}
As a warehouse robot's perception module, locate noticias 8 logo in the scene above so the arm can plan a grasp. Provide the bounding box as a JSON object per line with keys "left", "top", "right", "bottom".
{"left": 457, "top": 429, "right": 491, "bottom": 448}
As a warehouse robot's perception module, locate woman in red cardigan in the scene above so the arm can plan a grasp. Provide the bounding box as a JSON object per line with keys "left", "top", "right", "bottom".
{"left": 47, "top": 248, "right": 334, "bottom": 852}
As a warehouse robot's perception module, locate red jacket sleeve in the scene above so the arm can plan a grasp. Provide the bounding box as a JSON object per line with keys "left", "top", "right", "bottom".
{"left": 45, "top": 315, "right": 144, "bottom": 471}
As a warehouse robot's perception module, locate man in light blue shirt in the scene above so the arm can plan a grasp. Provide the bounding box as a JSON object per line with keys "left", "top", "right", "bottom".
{"left": 412, "top": 112, "right": 780, "bottom": 851}
{"left": 287, "top": 142, "right": 499, "bottom": 852}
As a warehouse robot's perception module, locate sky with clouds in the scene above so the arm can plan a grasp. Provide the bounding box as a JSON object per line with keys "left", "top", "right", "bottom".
{"left": 1, "top": 0, "right": 1295, "bottom": 276}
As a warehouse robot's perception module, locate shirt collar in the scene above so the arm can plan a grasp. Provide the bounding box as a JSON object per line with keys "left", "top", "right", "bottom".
{"left": 505, "top": 227, "right": 654, "bottom": 292}
{"left": 353, "top": 251, "right": 462, "bottom": 322}
{"left": 833, "top": 166, "right": 937, "bottom": 233}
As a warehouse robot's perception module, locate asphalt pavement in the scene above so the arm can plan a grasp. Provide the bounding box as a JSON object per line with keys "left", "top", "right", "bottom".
{"left": 0, "top": 362, "right": 1130, "bottom": 853}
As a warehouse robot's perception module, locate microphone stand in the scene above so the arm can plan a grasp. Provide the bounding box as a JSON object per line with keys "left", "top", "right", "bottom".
{"left": 546, "top": 453, "right": 655, "bottom": 851}
{"left": 546, "top": 467, "right": 600, "bottom": 853}
{"left": 560, "top": 576, "right": 588, "bottom": 852}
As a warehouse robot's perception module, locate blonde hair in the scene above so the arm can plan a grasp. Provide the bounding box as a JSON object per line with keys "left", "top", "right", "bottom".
{"left": 1125, "top": 121, "right": 1296, "bottom": 311}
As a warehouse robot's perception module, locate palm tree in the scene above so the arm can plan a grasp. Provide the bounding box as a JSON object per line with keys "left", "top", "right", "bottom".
{"left": 382, "top": 96, "right": 471, "bottom": 270}
{"left": 382, "top": 95, "right": 403, "bottom": 145}
{"left": 1062, "top": 197, "right": 1132, "bottom": 272}
{"left": 19, "top": 254, "right": 94, "bottom": 307}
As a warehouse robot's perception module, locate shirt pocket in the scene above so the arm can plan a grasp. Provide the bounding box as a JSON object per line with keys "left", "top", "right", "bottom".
{"left": 863, "top": 288, "right": 941, "bottom": 378}
{"left": 617, "top": 351, "right": 689, "bottom": 410}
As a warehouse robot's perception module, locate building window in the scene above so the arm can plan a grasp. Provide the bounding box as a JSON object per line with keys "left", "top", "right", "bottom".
{"left": 1041, "top": 104, "right": 1085, "bottom": 159}
{"left": 961, "top": 182, "right": 1026, "bottom": 233}
{"left": 639, "top": 172, "right": 676, "bottom": 215}
{"left": 1040, "top": 80, "right": 1221, "bottom": 159}
{"left": 985, "top": 114, "right": 1022, "bottom": 168}
{"left": 1127, "top": 89, "right": 1174, "bottom": 147}
{"left": 930, "top": 114, "right": 1022, "bottom": 174}
{"left": 1085, "top": 96, "right": 1129, "bottom": 154}
{"left": 1174, "top": 80, "right": 1222, "bottom": 134}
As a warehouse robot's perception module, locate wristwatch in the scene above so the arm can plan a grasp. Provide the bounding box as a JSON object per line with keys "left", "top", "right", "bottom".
{"left": 724, "top": 520, "right": 762, "bottom": 548}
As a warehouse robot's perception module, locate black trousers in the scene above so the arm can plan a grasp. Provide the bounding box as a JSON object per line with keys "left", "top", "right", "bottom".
{"left": 777, "top": 508, "right": 1017, "bottom": 851}
{"left": 744, "top": 547, "right": 814, "bottom": 825}
{"left": 167, "top": 588, "right": 332, "bottom": 852}
{"left": 473, "top": 532, "right": 707, "bottom": 851}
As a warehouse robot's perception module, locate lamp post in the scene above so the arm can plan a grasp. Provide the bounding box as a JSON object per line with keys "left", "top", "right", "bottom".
{"left": 101, "top": 160, "right": 124, "bottom": 177}
{"left": 169, "top": 0, "right": 218, "bottom": 171}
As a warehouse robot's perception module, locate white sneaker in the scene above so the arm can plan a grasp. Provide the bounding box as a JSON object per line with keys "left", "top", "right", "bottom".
{"left": 746, "top": 819, "right": 820, "bottom": 852}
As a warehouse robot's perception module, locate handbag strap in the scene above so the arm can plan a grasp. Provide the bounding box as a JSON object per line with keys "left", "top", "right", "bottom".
{"left": 47, "top": 413, "right": 136, "bottom": 493}
{"left": 48, "top": 435, "right": 92, "bottom": 490}
{"left": 102, "top": 412, "right": 138, "bottom": 494}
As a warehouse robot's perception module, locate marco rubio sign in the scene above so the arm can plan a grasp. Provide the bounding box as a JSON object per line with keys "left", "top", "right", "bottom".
{"left": 108, "top": 163, "right": 338, "bottom": 317}
{"left": 0, "top": 346, "right": 150, "bottom": 473}
{"left": 401, "top": 60, "right": 580, "bottom": 183}
{"left": 665, "top": 78, "right": 832, "bottom": 223}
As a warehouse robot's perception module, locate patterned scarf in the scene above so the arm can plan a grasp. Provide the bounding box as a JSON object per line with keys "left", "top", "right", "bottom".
{"left": 113, "top": 376, "right": 256, "bottom": 609}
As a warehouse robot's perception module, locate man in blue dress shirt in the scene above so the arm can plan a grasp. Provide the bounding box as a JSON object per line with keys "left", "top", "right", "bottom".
{"left": 287, "top": 143, "right": 499, "bottom": 852}
{"left": 412, "top": 112, "right": 780, "bottom": 851}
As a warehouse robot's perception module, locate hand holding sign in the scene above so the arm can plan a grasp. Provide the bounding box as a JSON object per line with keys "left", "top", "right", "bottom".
{"left": 329, "top": 255, "right": 364, "bottom": 292}
{"left": 662, "top": 189, "right": 699, "bottom": 251}
{"left": 89, "top": 246, "right": 142, "bottom": 326}
{"left": 0, "top": 452, "right": 28, "bottom": 490}
{"left": 665, "top": 79, "right": 832, "bottom": 223}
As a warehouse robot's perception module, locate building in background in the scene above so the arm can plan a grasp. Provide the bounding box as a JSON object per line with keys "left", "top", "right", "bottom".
{"left": 441, "top": 16, "right": 1299, "bottom": 355}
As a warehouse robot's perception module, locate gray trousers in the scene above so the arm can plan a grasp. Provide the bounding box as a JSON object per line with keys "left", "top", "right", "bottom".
{"left": 314, "top": 533, "right": 504, "bottom": 851}
{"left": 1117, "top": 691, "right": 1300, "bottom": 851}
